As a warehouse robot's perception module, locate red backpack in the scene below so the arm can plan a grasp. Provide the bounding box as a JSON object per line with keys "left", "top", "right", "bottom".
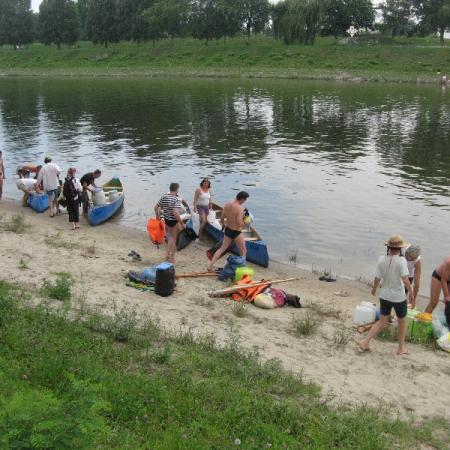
{"left": 147, "top": 218, "right": 166, "bottom": 245}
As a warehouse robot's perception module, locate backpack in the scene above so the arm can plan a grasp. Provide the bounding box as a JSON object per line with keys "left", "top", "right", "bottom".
{"left": 218, "top": 255, "right": 246, "bottom": 281}
{"left": 176, "top": 227, "right": 197, "bottom": 251}
{"left": 147, "top": 218, "right": 166, "bottom": 245}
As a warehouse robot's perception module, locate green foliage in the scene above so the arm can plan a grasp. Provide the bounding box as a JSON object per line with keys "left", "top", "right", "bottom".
{"left": 87, "top": 0, "right": 120, "bottom": 48}
{"left": 414, "top": 0, "right": 450, "bottom": 44}
{"left": 322, "top": 0, "right": 375, "bottom": 38}
{"left": 2, "top": 214, "right": 30, "bottom": 233}
{"left": 0, "top": 0, "right": 34, "bottom": 47}
{"left": 0, "top": 280, "right": 448, "bottom": 449}
{"left": 290, "top": 311, "right": 318, "bottom": 336}
{"left": 274, "top": 0, "right": 323, "bottom": 45}
{"left": 40, "top": 272, "right": 73, "bottom": 302}
{"left": 379, "top": 0, "right": 415, "bottom": 37}
{"left": 241, "top": 0, "right": 270, "bottom": 40}
{"left": 142, "top": 0, "right": 189, "bottom": 42}
{"left": 39, "top": 0, "right": 79, "bottom": 48}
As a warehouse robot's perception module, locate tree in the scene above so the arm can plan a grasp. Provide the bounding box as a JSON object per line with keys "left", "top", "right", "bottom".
{"left": 190, "top": 0, "right": 223, "bottom": 43}
{"left": 217, "top": 0, "right": 242, "bottom": 41}
{"left": 77, "top": 0, "right": 89, "bottom": 40}
{"left": 273, "top": 0, "right": 323, "bottom": 45}
{"left": 39, "top": 0, "right": 78, "bottom": 48}
{"left": 87, "top": 0, "right": 120, "bottom": 47}
{"left": 241, "top": 0, "right": 270, "bottom": 43}
{"left": 142, "top": 0, "right": 189, "bottom": 43}
{"left": 322, "top": 0, "right": 374, "bottom": 38}
{"left": 0, "top": 0, "right": 34, "bottom": 47}
{"left": 379, "top": 0, "right": 414, "bottom": 36}
{"left": 413, "top": 0, "right": 450, "bottom": 44}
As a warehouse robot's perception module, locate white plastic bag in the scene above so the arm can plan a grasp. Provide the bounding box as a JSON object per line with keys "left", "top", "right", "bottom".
{"left": 190, "top": 212, "right": 200, "bottom": 236}
{"left": 437, "top": 332, "right": 450, "bottom": 353}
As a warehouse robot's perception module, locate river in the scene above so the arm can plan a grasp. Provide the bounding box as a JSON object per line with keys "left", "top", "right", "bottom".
{"left": 1, "top": 76, "right": 449, "bottom": 293}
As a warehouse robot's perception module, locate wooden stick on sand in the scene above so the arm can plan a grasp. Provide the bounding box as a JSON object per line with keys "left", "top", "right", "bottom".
{"left": 176, "top": 272, "right": 218, "bottom": 279}
{"left": 210, "top": 278, "right": 298, "bottom": 297}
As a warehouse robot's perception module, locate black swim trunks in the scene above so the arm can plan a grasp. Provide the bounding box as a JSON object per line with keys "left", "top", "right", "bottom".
{"left": 432, "top": 269, "right": 442, "bottom": 281}
{"left": 380, "top": 299, "right": 407, "bottom": 319}
{"left": 165, "top": 219, "right": 178, "bottom": 228}
{"left": 224, "top": 227, "right": 241, "bottom": 240}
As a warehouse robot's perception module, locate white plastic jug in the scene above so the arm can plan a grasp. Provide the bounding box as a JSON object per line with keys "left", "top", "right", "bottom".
{"left": 207, "top": 210, "right": 216, "bottom": 222}
{"left": 353, "top": 304, "right": 376, "bottom": 325}
{"left": 109, "top": 190, "right": 119, "bottom": 202}
{"left": 93, "top": 189, "right": 106, "bottom": 206}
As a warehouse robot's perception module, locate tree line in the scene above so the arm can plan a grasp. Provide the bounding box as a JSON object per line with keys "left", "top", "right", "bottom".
{"left": 0, "top": 0, "right": 449, "bottom": 48}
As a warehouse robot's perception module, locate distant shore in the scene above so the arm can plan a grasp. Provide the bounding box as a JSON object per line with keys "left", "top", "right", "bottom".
{"left": 0, "top": 37, "right": 449, "bottom": 84}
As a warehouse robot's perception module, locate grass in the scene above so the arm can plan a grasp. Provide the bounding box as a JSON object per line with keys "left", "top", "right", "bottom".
{"left": 232, "top": 300, "right": 249, "bottom": 318}
{"left": 1, "top": 36, "right": 450, "bottom": 82}
{"left": 333, "top": 324, "right": 352, "bottom": 348}
{"left": 18, "top": 258, "right": 29, "bottom": 270}
{"left": 44, "top": 232, "right": 83, "bottom": 250}
{"left": 290, "top": 312, "right": 319, "bottom": 337}
{"left": 40, "top": 272, "right": 73, "bottom": 302}
{"left": 1, "top": 214, "right": 30, "bottom": 234}
{"left": 0, "top": 280, "right": 449, "bottom": 449}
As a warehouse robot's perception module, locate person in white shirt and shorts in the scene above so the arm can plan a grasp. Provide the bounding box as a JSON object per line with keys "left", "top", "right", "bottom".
{"left": 361, "top": 235, "right": 414, "bottom": 355}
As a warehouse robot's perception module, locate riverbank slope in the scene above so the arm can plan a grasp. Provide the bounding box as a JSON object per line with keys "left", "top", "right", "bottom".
{"left": 1, "top": 37, "right": 449, "bottom": 82}
{"left": 1, "top": 198, "right": 449, "bottom": 424}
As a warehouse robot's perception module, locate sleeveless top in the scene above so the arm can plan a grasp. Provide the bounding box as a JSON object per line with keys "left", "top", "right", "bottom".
{"left": 197, "top": 189, "right": 210, "bottom": 206}
{"left": 407, "top": 256, "right": 421, "bottom": 278}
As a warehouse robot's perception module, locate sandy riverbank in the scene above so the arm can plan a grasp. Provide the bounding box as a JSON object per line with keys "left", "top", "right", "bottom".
{"left": 1, "top": 198, "right": 449, "bottom": 420}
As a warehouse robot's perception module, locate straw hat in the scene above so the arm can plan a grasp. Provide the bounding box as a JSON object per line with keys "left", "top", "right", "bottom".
{"left": 384, "top": 234, "right": 408, "bottom": 249}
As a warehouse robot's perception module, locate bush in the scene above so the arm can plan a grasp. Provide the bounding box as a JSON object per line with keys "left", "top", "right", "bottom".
{"left": 40, "top": 273, "right": 73, "bottom": 302}
{"left": 290, "top": 312, "right": 318, "bottom": 337}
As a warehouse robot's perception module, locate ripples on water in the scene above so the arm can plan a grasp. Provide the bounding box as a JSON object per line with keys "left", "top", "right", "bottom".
{"left": 1, "top": 77, "right": 449, "bottom": 292}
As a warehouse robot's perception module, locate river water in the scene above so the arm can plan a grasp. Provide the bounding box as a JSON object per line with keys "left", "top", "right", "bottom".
{"left": 1, "top": 77, "right": 449, "bottom": 293}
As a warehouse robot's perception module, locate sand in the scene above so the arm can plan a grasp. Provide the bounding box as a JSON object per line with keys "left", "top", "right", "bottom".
{"left": 1, "top": 199, "right": 449, "bottom": 420}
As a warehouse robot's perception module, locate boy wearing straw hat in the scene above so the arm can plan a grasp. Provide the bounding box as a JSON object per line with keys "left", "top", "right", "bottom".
{"left": 361, "top": 234, "right": 414, "bottom": 355}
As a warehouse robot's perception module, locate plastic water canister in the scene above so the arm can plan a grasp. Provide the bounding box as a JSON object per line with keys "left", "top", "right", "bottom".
{"left": 109, "top": 190, "right": 119, "bottom": 202}
{"left": 207, "top": 210, "right": 216, "bottom": 222}
{"left": 235, "top": 267, "right": 255, "bottom": 282}
{"left": 352, "top": 304, "right": 376, "bottom": 325}
{"left": 190, "top": 212, "right": 201, "bottom": 236}
{"left": 155, "top": 262, "right": 175, "bottom": 297}
{"left": 93, "top": 189, "right": 106, "bottom": 206}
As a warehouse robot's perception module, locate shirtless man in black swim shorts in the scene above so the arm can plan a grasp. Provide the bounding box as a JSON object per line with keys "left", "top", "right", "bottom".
{"left": 426, "top": 256, "right": 450, "bottom": 327}
{"left": 207, "top": 191, "right": 249, "bottom": 271}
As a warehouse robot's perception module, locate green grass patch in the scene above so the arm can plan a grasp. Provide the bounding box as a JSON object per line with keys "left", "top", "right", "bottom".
{"left": 290, "top": 312, "right": 319, "bottom": 337}
{"left": 0, "top": 36, "right": 449, "bottom": 81}
{"left": 40, "top": 272, "right": 73, "bottom": 302}
{"left": 0, "top": 280, "right": 448, "bottom": 448}
{"left": 1, "top": 214, "right": 30, "bottom": 234}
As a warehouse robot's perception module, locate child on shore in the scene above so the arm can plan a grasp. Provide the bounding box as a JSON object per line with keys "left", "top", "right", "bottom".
{"left": 361, "top": 235, "right": 414, "bottom": 355}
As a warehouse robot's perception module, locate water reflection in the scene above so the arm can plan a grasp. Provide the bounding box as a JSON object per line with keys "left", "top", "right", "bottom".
{"left": 0, "top": 77, "right": 449, "bottom": 289}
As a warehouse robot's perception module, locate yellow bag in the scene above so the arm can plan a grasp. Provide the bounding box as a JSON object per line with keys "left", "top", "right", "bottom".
{"left": 253, "top": 294, "right": 276, "bottom": 309}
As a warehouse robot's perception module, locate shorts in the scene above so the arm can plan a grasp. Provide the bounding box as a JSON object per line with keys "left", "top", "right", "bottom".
{"left": 197, "top": 205, "right": 209, "bottom": 216}
{"left": 380, "top": 298, "right": 407, "bottom": 319}
{"left": 165, "top": 219, "right": 178, "bottom": 228}
{"left": 46, "top": 189, "right": 58, "bottom": 200}
{"left": 224, "top": 227, "right": 241, "bottom": 240}
{"left": 446, "top": 302, "right": 450, "bottom": 328}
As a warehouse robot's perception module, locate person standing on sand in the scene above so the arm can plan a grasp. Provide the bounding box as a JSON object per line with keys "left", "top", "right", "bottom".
{"left": 193, "top": 178, "right": 212, "bottom": 240}
{"left": 36, "top": 157, "right": 61, "bottom": 217}
{"left": 154, "top": 183, "right": 186, "bottom": 263}
{"left": 425, "top": 256, "right": 450, "bottom": 328}
{"left": 80, "top": 169, "right": 102, "bottom": 215}
{"left": 404, "top": 244, "right": 422, "bottom": 309}
{"left": 207, "top": 191, "right": 249, "bottom": 272}
{"left": 0, "top": 150, "right": 5, "bottom": 201}
{"left": 63, "top": 168, "right": 81, "bottom": 230}
{"left": 361, "top": 235, "right": 413, "bottom": 356}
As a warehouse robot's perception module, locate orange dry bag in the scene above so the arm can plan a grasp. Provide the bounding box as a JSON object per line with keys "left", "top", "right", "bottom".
{"left": 147, "top": 218, "right": 166, "bottom": 245}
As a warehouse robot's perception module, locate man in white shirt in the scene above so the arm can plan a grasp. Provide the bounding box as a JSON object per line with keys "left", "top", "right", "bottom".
{"left": 361, "top": 234, "right": 413, "bottom": 355}
{"left": 36, "top": 157, "right": 61, "bottom": 217}
{"left": 16, "top": 169, "right": 40, "bottom": 206}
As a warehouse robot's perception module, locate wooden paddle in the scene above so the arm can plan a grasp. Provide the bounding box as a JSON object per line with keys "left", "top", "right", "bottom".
{"left": 210, "top": 277, "right": 298, "bottom": 297}
{"left": 176, "top": 272, "right": 218, "bottom": 279}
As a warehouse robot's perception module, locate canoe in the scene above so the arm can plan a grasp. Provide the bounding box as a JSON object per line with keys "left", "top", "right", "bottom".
{"left": 27, "top": 193, "right": 49, "bottom": 213}
{"left": 204, "top": 203, "right": 269, "bottom": 268}
{"left": 88, "top": 178, "right": 124, "bottom": 226}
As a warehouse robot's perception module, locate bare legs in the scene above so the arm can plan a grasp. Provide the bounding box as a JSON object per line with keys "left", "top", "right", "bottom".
{"left": 360, "top": 315, "right": 408, "bottom": 355}
{"left": 166, "top": 224, "right": 182, "bottom": 263}
{"left": 207, "top": 233, "right": 246, "bottom": 271}
{"left": 198, "top": 210, "right": 207, "bottom": 239}
{"left": 0, "top": 177, "right": 3, "bottom": 200}
{"left": 425, "top": 276, "right": 442, "bottom": 313}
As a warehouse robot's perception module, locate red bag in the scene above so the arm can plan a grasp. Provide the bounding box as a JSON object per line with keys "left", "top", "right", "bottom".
{"left": 147, "top": 218, "right": 166, "bottom": 245}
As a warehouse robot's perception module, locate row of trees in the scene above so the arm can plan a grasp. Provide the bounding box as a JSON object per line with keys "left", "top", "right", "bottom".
{"left": 0, "top": 0, "right": 449, "bottom": 48}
